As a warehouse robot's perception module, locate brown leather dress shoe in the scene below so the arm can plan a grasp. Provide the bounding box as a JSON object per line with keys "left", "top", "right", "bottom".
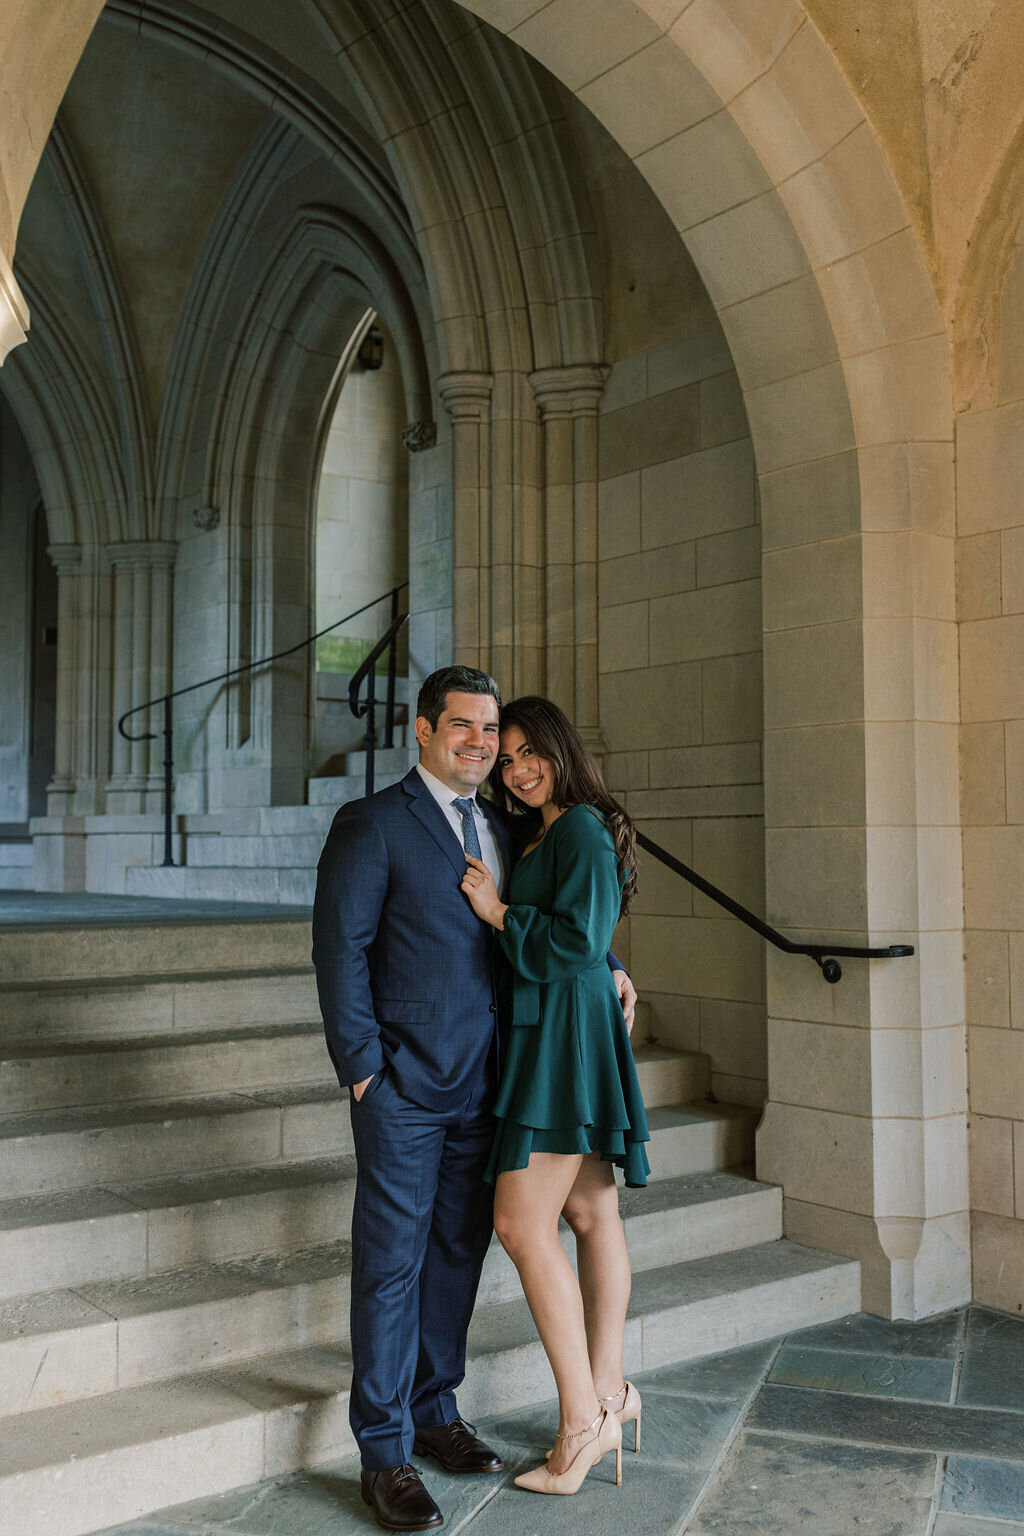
{"left": 412, "top": 1418, "right": 504, "bottom": 1474}
{"left": 360, "top": 1464, "right": 443, "bottom": 1531}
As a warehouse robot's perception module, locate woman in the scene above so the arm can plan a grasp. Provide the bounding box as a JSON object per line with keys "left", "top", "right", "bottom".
{"left": 460, "top": 695, "right": 649, "bottom": 1497}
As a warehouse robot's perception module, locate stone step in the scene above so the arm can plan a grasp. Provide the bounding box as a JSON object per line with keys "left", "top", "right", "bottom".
{"left": 306, "top": 772, "right": 369, "bottom": 806}
{"left": 181, "top": 804, "right": 337, "bottom": 837}
{"left": 0, "top": 1154, "right": 357, "bottom": 1302}
{"left": 306, "top": 757, "right": 414, "bottom": 806}
{"left": 0, "top": 1087, "right": 754, "bottom": 1204}
{"left": 0, "top": 865, "right": 34, "bottom": 890}
{"left": 0, "top": 1238, "right": 860, "bottom": 1536}
{"left": 184, "top": 834, "right": 327, "bottom": 869}
{"left": 0, "top": 840, "right": 33, "bottom": 867}
{"left": 0, "top": 969, "right": 322, "bottom": 1041}
{"left": 0, "top": 1081, "right": 767, "bottom": 1296}
{"left": 0, "top": 1021, "right": 328, "bottom": 1113}
{"left": 125, "top": 864, "right": 316, "bottom": 905}
{"left": 0, "top": 1036, "right": 735, "bottom": 1199}
{"left": 0, "top": 1169, "right": 781, "bottom": 1416}
{"left": 636, "top": 1043, "right": 709, "bottom": 1106}
{"left": 0, "top": 1029, "right": 692, "bottom": 1116}
{"left": 0, "top": 915, "right": 313, "bottom": 988}
{"left": 0, "top": 1083, "right": 350, "bottom": 1199}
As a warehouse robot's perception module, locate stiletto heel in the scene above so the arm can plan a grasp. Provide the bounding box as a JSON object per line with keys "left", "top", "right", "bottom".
{"left": 514, "top": 1406, "right": 622, "bottom": 1495}
{"left": 599, "top": 1381, "right": 643, "bottom": 1454}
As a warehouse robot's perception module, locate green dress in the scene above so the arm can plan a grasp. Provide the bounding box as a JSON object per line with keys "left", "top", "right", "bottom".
{"left": 484, "top": 804, "right": 651, "bottom": 1188}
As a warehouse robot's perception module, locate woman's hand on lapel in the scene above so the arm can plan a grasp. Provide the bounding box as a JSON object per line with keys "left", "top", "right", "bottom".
{"left": 461, "top": 855, "right": 508, "bottom": 930}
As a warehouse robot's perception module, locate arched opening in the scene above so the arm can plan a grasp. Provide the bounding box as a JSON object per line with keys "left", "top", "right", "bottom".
{"left": 312, "top": 310, "right": 411, "bottom": 776}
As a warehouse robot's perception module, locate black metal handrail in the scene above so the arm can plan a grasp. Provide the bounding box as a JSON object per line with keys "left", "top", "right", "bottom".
{"left": 636, "top": 831, "right": 913, "bottom": 984}
{"left": 118, "top": 582, "right": 409, "bottom": 868}
{"left": 348, "top": 600, "right": 410, "bottom": 798}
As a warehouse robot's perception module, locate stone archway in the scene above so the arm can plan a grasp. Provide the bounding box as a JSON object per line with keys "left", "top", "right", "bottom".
{"left": 0, "top": 0, "right": 972, "bottom": 1317}
{"left": 403, "top": 0, "right": 964, "bottom": 1318}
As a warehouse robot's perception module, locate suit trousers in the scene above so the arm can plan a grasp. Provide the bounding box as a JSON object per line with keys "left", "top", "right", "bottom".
{"left": 347, "top": 1063, "right": 496, "bottom": 1470}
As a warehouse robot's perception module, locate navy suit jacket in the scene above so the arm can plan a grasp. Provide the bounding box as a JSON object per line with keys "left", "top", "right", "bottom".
{"left": 312, "top": 768, "right": 516, "bottom": 1112}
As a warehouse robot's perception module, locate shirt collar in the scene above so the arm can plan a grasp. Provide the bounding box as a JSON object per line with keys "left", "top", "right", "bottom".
{"left": 415, "top": 761, "right": 480, "bottom": 811}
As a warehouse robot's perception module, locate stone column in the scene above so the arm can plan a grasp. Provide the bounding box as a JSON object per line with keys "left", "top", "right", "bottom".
{"left": 438, "top": 372, "right": 492, "bottom": 670}
{"left": 46, "top": 543, "right": 81, "bottom": 808}
{"left": 755, "top": 447, "right": 966, "bottom": 1320}
{"left": 105, "top": 540, "right": 177, "bottom": 809}
{"left": 529, "top": 365, "right": 608, "bottom": 749}
{"left": 106, "top": 545, "right": 134, "bottom": 793}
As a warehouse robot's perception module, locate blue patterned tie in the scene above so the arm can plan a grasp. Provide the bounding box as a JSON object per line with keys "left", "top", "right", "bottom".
{"left": 453, "top": 797, "right": 482, "bottom": 860}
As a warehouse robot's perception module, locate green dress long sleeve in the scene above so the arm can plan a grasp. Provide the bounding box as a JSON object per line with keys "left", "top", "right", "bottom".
{"left": 484, "top": 804, "right": 650, "bottom": 1188}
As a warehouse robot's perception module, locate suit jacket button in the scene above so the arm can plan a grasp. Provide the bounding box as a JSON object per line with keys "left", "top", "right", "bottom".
{"left": 489, "top": 1003, "right": 496, "bottom": 1013}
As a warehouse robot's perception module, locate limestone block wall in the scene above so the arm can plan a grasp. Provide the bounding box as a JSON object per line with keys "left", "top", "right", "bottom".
{"left": 315, "top": 322, "right": 409, "bottom": 674}
{"left": 959, "top": 220, "right": 1024, "bottom": 1312}
{"left": 597, "top": 324, "right": 765, "bottom": 1106}
{"left": 311, "top": 318, "right": 411, "bottom": 773}
{"left": 0, "top": 397, "right": 38, "bottom": 825}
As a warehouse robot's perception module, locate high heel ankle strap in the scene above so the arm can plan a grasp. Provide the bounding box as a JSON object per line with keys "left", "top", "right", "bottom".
{"left": 553, "top": 1407, "right": 603, "bottom": 1444}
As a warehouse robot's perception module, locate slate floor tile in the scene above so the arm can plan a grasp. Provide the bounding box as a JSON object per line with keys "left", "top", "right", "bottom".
{"left": 133, "top": 1466, "right": 369, "bottom": 1535}
{"left": 136, "top": 1449, "right": 512, "bottom": 1536}
{"left": 748, "top": 1384, "right": 1024, "bottom": 1461}
{"left": 769, "top": 1344, "right": 955, "bottom": 1403}
{"left": 942, "top": 1454, "right": 1024, "bottom": 1523}
{"left": 784, "top": 1309, "right": 965, "bottom": 1360}
{"left": 483, "top": 1390, "right": 737, "bottom": 1469}
{"left": 934, "top": 1518, "right": 1024, "bottom": 1536}
{"left": 685, "top": 1430, "right": 936, "bottom": 1535}
{"left": 634, "top": 1339, "right": 778, "bottom": 1400}
{"left": 96, "top": 1528, "right": 197, "bottom": 1536}
{"left": 458, "top": 1458, "right": 703, "bottom": 1536}
{"left": 958, "top": 1307, "right": 1024, "bottom": 1413}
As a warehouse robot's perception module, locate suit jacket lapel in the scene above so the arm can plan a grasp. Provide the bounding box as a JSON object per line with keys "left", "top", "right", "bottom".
{"left": 402, "top": 769, "right": 469, "bottom": 879}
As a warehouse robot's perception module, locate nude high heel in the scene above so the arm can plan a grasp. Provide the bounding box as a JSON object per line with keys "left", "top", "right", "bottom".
{"left": 514, "top": 1406, "right": 622, "bottom": 1494}
{"left": 599, "top": 1380, "right": 642, "bottom": 1454}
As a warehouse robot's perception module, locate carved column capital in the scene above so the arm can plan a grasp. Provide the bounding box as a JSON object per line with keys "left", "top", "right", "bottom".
{"left": 528, "top": 364, "right": 609, "bottom": 420}
{"left": 438, "top": 371, "right": 493, "bottom": 421}
{"left": 47, "top": 543, "right": 83, "bottom": 573}
{"left": 106, "top": 539, "right": 177, "bottom": 570}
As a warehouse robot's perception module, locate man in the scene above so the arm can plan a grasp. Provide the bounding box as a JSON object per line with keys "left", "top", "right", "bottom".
{"left": 312, "top": 665, "right": 635, "bottom": 1531}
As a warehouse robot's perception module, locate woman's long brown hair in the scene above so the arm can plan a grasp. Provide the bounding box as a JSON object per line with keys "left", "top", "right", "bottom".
{"left": 489, "top": 695, "right": 638, "bottom": 917}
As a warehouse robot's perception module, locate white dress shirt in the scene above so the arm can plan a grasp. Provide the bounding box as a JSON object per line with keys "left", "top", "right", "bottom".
{"left": 415, "top": 763, "right": 506, "bottom": 895}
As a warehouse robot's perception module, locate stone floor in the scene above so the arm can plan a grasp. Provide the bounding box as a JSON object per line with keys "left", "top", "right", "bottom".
{"left": 0, "top": 891, "right": 309, "bottom": 926}
{"left": 98, "top": 1304, "right": 1024, "bottom": 1536}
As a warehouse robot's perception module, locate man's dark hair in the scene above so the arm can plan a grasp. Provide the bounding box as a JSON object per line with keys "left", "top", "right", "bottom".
{"left": 416, "top": 666, "right": 501, "bottom": 728}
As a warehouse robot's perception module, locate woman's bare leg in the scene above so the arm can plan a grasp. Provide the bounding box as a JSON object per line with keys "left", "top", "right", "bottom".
{"left": 562, "top": 1153, "right": 632, "bottom": 1401}
{"left": 493, "top": 1154, "right": 600, "bottom": 1475}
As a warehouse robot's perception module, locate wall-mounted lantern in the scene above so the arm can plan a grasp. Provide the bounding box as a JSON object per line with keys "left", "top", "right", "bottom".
{"left": 357, "top": 324, "right": 384, "bottom": 370}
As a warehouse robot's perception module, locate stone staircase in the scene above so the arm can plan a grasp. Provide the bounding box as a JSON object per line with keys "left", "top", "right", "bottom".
{"left": 0, "top": 837, "right": 34, "bottom": 891}
{"left": 125, "top": 747, "right": 418, "bottom": 905}
{"left": 0, "top": 915, "right": 860, "bottom": 1536}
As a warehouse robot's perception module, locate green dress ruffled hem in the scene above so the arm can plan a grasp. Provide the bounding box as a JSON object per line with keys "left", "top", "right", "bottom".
{"left": 483, "top": 1118, "right": 651, "bottom": 1188}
